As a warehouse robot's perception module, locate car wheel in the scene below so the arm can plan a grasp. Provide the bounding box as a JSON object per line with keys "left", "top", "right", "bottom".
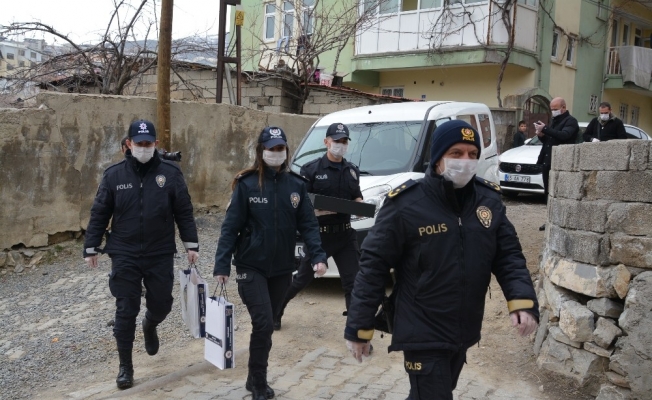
{"left": 502, "top": 191, "right": 519, "bottom": 198}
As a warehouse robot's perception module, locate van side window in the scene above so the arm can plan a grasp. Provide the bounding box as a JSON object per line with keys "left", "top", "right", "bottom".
{"left": 478, "top": 114, "right": 492, "bottom": 148}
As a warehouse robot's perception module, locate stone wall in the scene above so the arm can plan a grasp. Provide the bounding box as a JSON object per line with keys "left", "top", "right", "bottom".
{"left": 0, "top": 92, "right": 318, "bottom": 253}
{"left": 534, "top": 140, "right": 652, "bottom": 399}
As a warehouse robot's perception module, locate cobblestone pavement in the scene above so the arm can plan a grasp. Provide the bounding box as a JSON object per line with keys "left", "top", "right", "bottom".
{"left": 58, "top": 343, "right": 550, "bottom": 400}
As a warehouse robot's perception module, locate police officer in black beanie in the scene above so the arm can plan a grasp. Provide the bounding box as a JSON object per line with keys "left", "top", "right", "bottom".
{"left": 344, "top": 119, "right": 539, "bottom": 400}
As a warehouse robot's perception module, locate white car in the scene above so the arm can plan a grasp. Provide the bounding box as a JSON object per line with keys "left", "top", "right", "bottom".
{"left": 497, "top": 122, "right": 650, "bottom": 197}
{"left": 292, "top": 101, "right": 501, "bottom": 277}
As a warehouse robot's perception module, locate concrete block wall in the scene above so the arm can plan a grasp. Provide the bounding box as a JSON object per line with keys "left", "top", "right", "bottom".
{"left": 0, "top": 92, "right": 317, "bottom": 252}
{"left": 536, "top": 140, "right": 652, "bottom": 399}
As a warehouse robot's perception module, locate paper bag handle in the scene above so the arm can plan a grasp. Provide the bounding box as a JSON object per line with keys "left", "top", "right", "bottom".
{"left": 212, "top": 283, "right": 229, "bottom": 303}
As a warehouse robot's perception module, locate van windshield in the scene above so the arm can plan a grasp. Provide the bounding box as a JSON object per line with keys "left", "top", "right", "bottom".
{"left": 291, "top": 121, "right": 423, "bottom": 175}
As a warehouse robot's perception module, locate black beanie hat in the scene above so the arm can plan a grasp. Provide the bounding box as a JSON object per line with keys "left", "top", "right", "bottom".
{"left": 430, "top": 120, "right": 482, "bottom": 166}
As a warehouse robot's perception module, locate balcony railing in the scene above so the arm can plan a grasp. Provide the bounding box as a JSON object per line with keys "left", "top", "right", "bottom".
{"left": 607, "top": 46, "right": 652, "bottom": 89}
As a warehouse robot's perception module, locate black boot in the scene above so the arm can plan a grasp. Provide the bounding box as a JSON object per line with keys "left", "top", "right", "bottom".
{"left": 246, "top": 371, "right": 275, "bottom": 399}
{"left": 274, "top": 297, "right": 291, "bottom": 331}
{"left": 142, "top": 316, "right": 159, "bottom": 356}
{"left": 116, "top": 348, "right": 134, "bottom": 389}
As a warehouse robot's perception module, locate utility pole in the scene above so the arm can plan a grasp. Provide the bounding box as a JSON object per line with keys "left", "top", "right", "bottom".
{"left": 157, "top": 0, "right": 173, "bottom": 150}
{"left": 216, "top": 0, "right": 241, "bottom": 105}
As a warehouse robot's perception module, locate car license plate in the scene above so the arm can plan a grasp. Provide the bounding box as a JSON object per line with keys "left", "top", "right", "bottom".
{"left": 505, "top": 174, "right": 530, "bottom": 183}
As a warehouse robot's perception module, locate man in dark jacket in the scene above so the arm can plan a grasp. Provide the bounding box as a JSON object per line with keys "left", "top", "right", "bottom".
{"left": 583, "top": 102, "right": 627, "bottom": 142}
{"left": 534, "top": 97, "right": 579, "bottom": 197}
{"left": 344, "top": 120, "right": 539, "bottom": 400}
{"left": 83, "top": 120, "right": 199, "bottom": 390}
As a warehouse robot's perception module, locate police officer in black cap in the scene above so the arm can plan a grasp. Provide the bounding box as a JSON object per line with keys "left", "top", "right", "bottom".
{"left": 83, "top": 119, "right": 199, "bottom": 390}
{"left": 344, "top": 120, "right": 539, "bottom": 400}
{"left": 274, "top": 122, "right": 363, "bottom": 330}
{"left": 214, "top": 126, "right": 327, "bottom": 400}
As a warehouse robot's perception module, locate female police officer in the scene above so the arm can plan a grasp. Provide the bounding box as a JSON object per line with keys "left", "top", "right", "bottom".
{"left": 213, "top": 126, "right": 328, "bottom": 400}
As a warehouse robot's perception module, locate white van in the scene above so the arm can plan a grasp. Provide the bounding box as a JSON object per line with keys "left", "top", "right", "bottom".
{"left": 291, "top": 101, "right": 499, "bottom": 277}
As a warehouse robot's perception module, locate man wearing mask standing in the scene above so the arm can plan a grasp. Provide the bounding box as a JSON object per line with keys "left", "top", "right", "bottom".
{"left": 534, "top": 97, "right": 579, "bottom": 230}
{"left": 274, "top": 122, "right": 363, "bottom": 330}
{"left": 83, "top": 119, "right": 199, "bottom": 390}
{"left": 344, "top": 120, "right": 539, "bottom": 400}
{"left": 583, "top": 102, "right": 627, "bottom": 142}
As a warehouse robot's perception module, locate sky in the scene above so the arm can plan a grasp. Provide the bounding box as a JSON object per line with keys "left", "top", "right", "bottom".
{"left": 2, "top": 0, "right": 229, "bottom": 44}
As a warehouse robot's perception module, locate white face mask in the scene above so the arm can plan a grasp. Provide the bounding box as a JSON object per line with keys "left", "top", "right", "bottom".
{"left": 263, "top": 150, "right": 286, "bottom": 167}
{"left": 328, "top": 142, "right": 348, "bottom": 158}
{"left": 551, "top": 109, "right": 562, "bottom": 118}
{"left": 131, "top": 145, "right": 155, "bottom": 164}
{"left": 599, "top": 113, "right": 610, "bottom": 121}
{"left": 440, "top": 158, "right": 479, "bottom": 189}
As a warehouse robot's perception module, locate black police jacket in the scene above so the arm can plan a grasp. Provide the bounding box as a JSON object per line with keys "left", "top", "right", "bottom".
{"left": 213, "top": 167, "right": 327, "bottom": 278}
{"left": 300, "top": 154, "right": 363, "bottom": 225}
{"left": 83, "top": 152, "right": 199, "bottom": 257}
{"left": 536, "top": 111, "right": 579, "bottom": 167}
{"left": 345, "top": 174, "right": 539, "bottom": 352}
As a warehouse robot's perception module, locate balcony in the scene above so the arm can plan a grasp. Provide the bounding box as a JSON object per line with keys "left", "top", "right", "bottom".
{"left": 353, "top": 2, "right": 538, "bottom": 70}
{"left": 606, "top": 46, "right": 652, "bottom": 93}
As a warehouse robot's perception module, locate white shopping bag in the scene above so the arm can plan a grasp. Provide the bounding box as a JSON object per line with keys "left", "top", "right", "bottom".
{"left": 205, "top": 285, "right": 235, "bottom": 370}
{"left": 178, "top": 266, "right": 207, "bottom": 338}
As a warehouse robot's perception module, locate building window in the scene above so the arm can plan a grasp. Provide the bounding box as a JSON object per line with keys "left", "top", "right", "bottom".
{"left": 18, "top": 50, "right": 26, "bottom": 56}
{"left": 380, "top": 0, "right": 398, "bottom": 14}
{"left": 551, "top": 31, "right": 560, "bottom": 60}
{"left": 402, "top": 0, "right": 418, "bottom": 12}
{"left": 622, "top": 23, "right": 630, "bottom": 46}
{"left": 302, "top": 0, "right": 315, "bottom": 35}
{"left": 597, "top": 0, "right": 607, "bottom": 20}
{"left": 619, "top": 103, "right": 628, "bottom": 123}
{"left": 19, "top": 61, "right": 25, "bottom": 67}
{"left": 420, "top": 0, "right": 442, "bottom": 9}
{"left": 264, "top": 3, "right": 276, "bottom": 41}
{"left": 6, "top": 63, "right": 14, "bottom": 70}
{"left": 30, "top": 52, "right": 36, "bottom": 59}
{"left": 7, "top": 53, "right": 15, "bottom": 60}
{"left": 517, "top": 0, "right": 537, "bottom": 5}
{"left": 363, "top": 0, "right": 377, "bottom": 14}
{"left": 566, "top": 36, "right": 575, "bottom": 66}
{"left": 631, "top": 106, "right": 639, "bottom": 126}
{"left": 589, "top": 95, "right": 598, "bottom": 114}
{"left": 634, "top": 28, "right": 642, "bottom": 47}
{"left": 611, "top": 19, "right": 618, "bottom": 47}
{"left": 381, "top": 87, "right": 404, "bottom": 97}
{"left": 283, "top": 1, "right": 294, "bottom": 38}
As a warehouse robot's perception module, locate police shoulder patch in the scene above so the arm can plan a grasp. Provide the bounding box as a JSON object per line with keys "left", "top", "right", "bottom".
{"left": 387, "top": 179, "right": 418, "bottom": 199}
{"left": 476, "top": 177, "right": 502, "bottom": 193}
{"left": 290, "top": 170, "right": 309, "bottom": 182}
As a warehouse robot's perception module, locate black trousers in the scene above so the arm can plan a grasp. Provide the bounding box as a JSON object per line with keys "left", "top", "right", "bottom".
{"left": 237, "top": 269, "right": 292, "bottom": 373}
{"left": 282, "top": 228, "right": 360, "bottom": 313}
{"left": 108, "top": 253, "right": 174, "bottom": 350}
{"left": 404, "top": 349, "right": 467, "bottom": 400}
{"left": 542, "top": 164, "right": 551, "bottom": 195}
